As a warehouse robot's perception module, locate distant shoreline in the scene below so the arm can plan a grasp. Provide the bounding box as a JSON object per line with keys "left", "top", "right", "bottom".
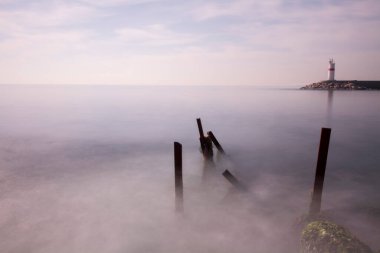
{"left": 301, "top": 80, "right": 380, "bottom": 90}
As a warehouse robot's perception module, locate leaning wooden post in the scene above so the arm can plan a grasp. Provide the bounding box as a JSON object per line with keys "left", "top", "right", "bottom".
{"left": 174, "top": 142, "right": 183, "bottom": 212}
{"left": 196, "top": 118, "right": 206, "bottom": 153}
{"left": 196, "top": 118, "right": 205, "bottom": 137}
{"left": 309, "top": 128, "right": 331, "bottom": 216}
{"left": 222, "top": 170, "right": 246, "bottom": 191}
{"left": 207, "top": 131, "right": 225, "bottom": 154}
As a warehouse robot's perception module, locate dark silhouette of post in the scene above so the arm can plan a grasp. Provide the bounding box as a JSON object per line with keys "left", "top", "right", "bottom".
{"left": 326, "top": 90, "right": 334, "bottom": 127}
{"left": 196, "top": 118, "right": 206, "bottom": 153}
{"left": 174, "top": 142, "right": 183, "bottom": 212}
{"left": 196, "top": 118, "right": 205, "bottom": 138}
{"left": 196, "top": 118, "right": 213, "bottom": 158}
{"left": 309, "top": 128, "right": 331, "bottom": 215}
{"left": 207, "top": 131, "right": 225, "bottom": 154}
{"left": 222, "top": 170, "right": 246, "bottom": 191}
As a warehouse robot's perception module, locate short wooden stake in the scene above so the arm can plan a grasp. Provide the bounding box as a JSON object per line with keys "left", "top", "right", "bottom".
{"left": 207, "top": 131, "right": 225, "bottom": 154}
{"left": 309, "top": 128, "right": 331, "bottom": 215}
{"left": 174, "top": 142, "right": 184, "bottom": 212}
{"left": 222, "top": 170, "right": 246, "bottom": 191}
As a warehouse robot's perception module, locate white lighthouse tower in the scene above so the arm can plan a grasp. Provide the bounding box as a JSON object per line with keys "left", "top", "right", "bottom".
{"left": 328, "top": 59, "right": 335, "bottom": 81}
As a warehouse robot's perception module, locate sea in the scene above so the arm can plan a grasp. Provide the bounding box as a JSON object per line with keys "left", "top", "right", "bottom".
{"left": 0, "top": 85, "right": 379, "bottom": 253}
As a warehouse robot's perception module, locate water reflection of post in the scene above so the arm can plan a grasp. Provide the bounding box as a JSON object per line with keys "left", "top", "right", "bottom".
{"left": 326, "top": 90, "right": 334, "bottom": 127}
{"left": 201, "top": 134, "right": 215, "bottom": 184}
{"left": 196, "top": 118, "right": 216, "bottom": 183}
{"left": 202, "top": 155, "right": 216, "bottom": 184}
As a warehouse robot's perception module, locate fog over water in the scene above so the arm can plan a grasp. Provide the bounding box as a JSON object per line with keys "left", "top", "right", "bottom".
{"left": 0, "top": 85, "right": 379, "bottom": 253}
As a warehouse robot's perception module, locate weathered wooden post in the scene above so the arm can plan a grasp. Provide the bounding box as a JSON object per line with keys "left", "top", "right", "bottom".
{"left": 309, "top": 128, "right": 331, "bottom": 215}
{"left": 174, "top": 142, "right": 183, "bottom": 212}
{"left": 222, "top": 169, "right": 246, "bottom": 191}
{"left": 207, "top": 131, "right": 225, "bottom": 154}
{"left": 196, "top": 118, "right": 206, "bottom": 152}
{"left": 196, "top": 118, "right": 213, "bottom": 158}
{"left": 196, "top": 118, "right": 205, "bottom": 138}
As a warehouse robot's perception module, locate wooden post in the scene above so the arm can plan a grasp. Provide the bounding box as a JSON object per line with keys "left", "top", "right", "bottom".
{"left": 207, "top": 131, "right": 225, "bottom": 154}
{"left": 196, "top": 118, "right": 213, "bottom": 158}
{"left": 222, "top": 170, "right": 246, "bottom": 191}
{"left": 196, "top": 118, "right": 206, "bottom": 153}
{"left": 309, "top": 128, "right": 331, "bottom": 215}
{"left": 174, "top": 142, "right": 183, "bottom": 212}
{"left": 196, "top": 118, "right": 205, "bottom": 137}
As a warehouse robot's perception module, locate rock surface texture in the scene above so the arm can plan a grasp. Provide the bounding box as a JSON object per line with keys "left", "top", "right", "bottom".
{"left": 301, "top": 80, "right": 380, "bottom": 90}
{"left": 301, "top": 221, "right": 374, "bottom": 253}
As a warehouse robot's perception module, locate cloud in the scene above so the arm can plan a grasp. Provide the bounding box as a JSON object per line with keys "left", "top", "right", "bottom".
{"left": 1, "top": 0, "right": 380, "bottom": 84}
{"left": 200, "top": 0, "right": 380, "bottom": 54}
{"left": 0, "top": 1, "right": 96, "bottom": 37}
{"left": 78, "top": 0, "right": 162, "bottom": 7}
{"left": 115, "top": 24, "right": 200, "bottom": 47}
{"left": 191, "top": 0, "right": 280, "bottom": 21}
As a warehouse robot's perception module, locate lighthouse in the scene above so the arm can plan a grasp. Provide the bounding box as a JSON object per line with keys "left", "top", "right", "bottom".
{"left": 328, "top": 59, "right": 335, "bottom": 81}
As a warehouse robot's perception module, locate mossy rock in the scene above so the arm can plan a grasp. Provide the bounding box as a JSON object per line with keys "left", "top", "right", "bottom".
{"left": 301, "top": 221, "right": 373, "bottom": 253}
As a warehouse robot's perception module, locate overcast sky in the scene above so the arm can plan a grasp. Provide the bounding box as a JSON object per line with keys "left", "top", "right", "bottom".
{"left": 1, "top": 0, "right": 380, "bottom": 86}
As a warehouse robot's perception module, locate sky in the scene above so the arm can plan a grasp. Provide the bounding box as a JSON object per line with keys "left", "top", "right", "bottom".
{"left": 0, "top": 0, "right": 380, "bottom": 86}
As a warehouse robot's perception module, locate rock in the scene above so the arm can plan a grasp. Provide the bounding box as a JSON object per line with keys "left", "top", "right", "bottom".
{"left": 300, "top": 81, "right": 370, "bottom": 90}
{"left": 301, "top": 221, "right": 374, "bottom": 253}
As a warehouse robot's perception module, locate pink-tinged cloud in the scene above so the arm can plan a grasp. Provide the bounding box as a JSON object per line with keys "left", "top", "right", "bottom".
{"left": 0, "top": 0, "right": 380, "bottom": 85}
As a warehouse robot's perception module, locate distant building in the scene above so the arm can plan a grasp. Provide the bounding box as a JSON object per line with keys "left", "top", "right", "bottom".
{"left": 328, "top": 59, "right": 335, "bottom": 81}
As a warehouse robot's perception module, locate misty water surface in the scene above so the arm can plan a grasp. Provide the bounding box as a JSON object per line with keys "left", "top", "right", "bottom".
{"left": 0, "top": 85, "right": 379, "bottom": 253}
